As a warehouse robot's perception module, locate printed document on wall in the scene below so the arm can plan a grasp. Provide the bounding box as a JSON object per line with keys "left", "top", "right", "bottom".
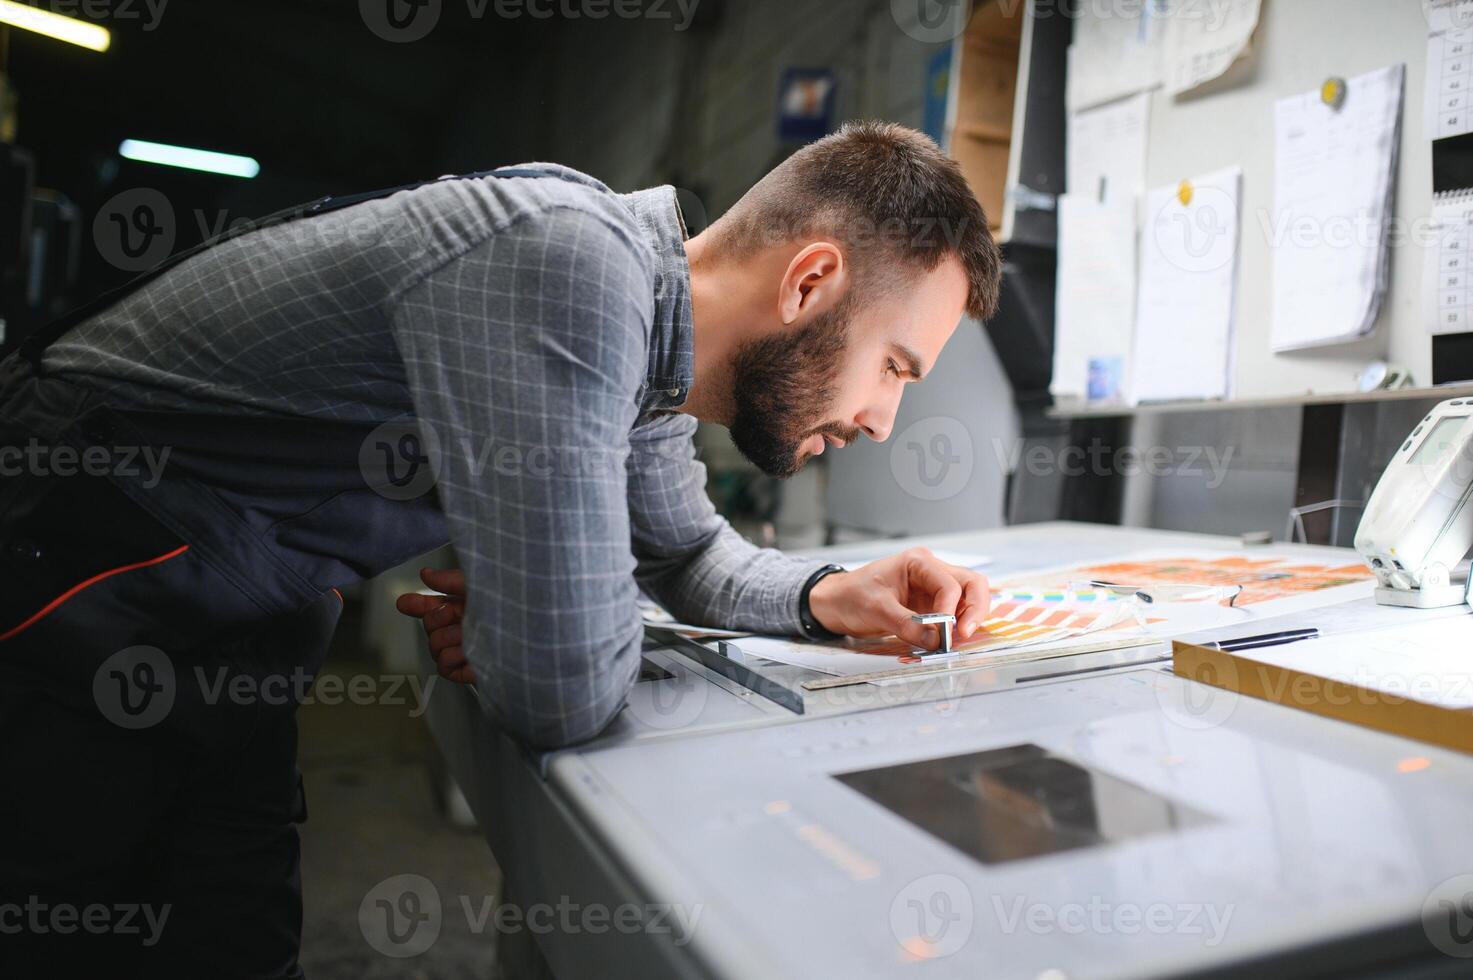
{"left": 1067, "top": 92, "right": 1151, "bottom": 205}
{"left": 1270, "top": 64, "right": 1404, "bottom": 352}
{"left": 1052, "top": 194, "right": 1138, "bottom": 403}
{"left": 1066, "top": 4, "right": 1164, "bottom": 111}
{"left": 1130, "top": 167, "right": 1242, "bottom": 404}
{"left": 1423, "top": 0, "right": 1473, "bottom": 34}
{"left": 1426, "top": 27, "right": 1473, "bottom": 139}
{"left": 1163, "top": 0, "right": 1262, "bottom": 96}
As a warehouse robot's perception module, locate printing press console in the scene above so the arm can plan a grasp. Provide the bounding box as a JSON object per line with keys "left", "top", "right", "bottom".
{"left": 418, "top": 522, "right": 1473, "bottom": 979}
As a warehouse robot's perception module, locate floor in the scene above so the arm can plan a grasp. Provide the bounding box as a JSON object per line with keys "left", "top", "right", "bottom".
{"left": 295, "top": 601, "right": 503, "bottom": 979}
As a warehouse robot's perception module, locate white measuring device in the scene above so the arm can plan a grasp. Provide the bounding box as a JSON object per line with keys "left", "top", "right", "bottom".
{"left": 1355, "top": 397, "right": 1473, "bottom": 607}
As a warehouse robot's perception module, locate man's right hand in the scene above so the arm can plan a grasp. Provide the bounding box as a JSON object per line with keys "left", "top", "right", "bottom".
{"left": 394, "top": 567, "right": 474, "bottom": 684}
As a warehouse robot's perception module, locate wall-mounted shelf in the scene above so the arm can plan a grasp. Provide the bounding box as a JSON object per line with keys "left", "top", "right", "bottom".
{"left": 1046, "top": 384, "right": 1473, "bottom": 420}
{"left": 944, "top": 0, "right": 1065, "bottom": 248}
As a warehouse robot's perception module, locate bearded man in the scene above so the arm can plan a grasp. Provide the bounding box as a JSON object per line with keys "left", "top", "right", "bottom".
{"left": 0, "top": 120, "right": 1000, "bottom": 978}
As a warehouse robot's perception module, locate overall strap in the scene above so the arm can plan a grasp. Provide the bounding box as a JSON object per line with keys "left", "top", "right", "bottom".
{"left": 19, "top": 167, "right": 553, "bottom": 370}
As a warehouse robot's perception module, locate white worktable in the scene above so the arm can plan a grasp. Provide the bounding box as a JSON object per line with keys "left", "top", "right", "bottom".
{"left": 419, "top": 522, "right": 1473, "bottom": 979}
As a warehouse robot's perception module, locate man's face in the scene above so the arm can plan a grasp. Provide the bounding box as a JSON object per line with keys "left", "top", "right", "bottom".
{"left": 728, "top": 256, "right": 969, "bottom": 479}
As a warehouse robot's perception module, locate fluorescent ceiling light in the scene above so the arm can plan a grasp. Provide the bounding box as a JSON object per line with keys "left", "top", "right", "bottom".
{"left": 119, "top": 139, "right": 261, "bottom": 179}
{"left": 0, "top": 0, "right": 111, "bottom": 52}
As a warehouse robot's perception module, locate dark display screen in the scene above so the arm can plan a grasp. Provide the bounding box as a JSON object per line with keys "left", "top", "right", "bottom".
{"left": 835, "top": 743, "right": 1212, "bottom": 866}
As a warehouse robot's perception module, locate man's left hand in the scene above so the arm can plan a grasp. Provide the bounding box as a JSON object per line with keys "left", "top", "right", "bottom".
{"left": 806, "top": 547, "right": 991, "bottom": 650}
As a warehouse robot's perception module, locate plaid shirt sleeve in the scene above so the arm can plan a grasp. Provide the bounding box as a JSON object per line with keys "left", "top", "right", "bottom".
{"left": 628, "top": 413, "right": 828, "bottom": 633}
{"left": 390, "top": 204, "right": 652, "bottom": 749}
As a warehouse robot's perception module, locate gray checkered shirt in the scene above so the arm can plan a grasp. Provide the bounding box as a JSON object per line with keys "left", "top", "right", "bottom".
{"left": 45, "top": 164, "right": 826, "bottom": 747}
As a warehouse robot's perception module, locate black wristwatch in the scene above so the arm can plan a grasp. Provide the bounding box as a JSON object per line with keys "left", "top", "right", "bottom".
{"left": 798, "top": 564, "right": 846, "bottom": 641}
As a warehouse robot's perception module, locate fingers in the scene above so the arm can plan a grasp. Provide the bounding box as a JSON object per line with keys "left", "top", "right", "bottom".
{"left": 428, "top": 622, "right": 462, "bottom": 655}
{"left": 421, "top": 598, "right": 464, "bottom": 633}
{"left": 875, "top": 592, "right": 940, "bottom": 649}
{"left": 443, "top": 664, "right": 477, "bottom": 684}
{"left": 418, "top": 566, "right": 466, "bottom": 596}
{"left": 904, "top": 553, "right": 963, "bottom": 618}
{"left": 954, "top": 570, "right": 992, "bottom": 639}
{"left": 428, "top": 623, "right": 478, "bottom": 683}
{"left": 394, "top": 592, "right": 441, "bottom": 617}
{"left": 433, "top": 646, "right": 476, "bottom": 684}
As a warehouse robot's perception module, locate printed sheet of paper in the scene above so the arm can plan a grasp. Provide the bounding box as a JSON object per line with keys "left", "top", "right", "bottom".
{"left": 1225, "top": 612, "right": 1473, "bottom": 711}
{"left": 1425, "top": 191, "right": 1473, "bottom": 334}
{"left": 1427, "top": 28, "right": 1473, "bottom": 139}
{"left": 1130, "top": 167, "right": 1241, "bottom": 403}
{"left": 1424, "top": 0, "right": 1473, "bottom": 35}
{"left": 1066, "top": 4, "right": 1164, "bottom": 112}
{"left": 733, "top": 590, "right": 1144, "bottom": 678}
{"left": 1162, "top": 0, "right": 1261, "bottom": 96}
{"left": 726, "top": 550, "right": 1374, "bottom": 679}
{"left": 1052, "top": 194, "right": 1138, "bottom": 401}
{"left": 998, "top": 550, "right": 1375, "bottom": 629}
{"left": 1067, "top": 92, "right": 1151, "bottom": 205}
{"left": 1270, "top": 64, "right": 1404, "bottom": 352}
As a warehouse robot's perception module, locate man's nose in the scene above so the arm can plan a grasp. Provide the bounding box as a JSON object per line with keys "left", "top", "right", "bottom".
{"left": 856, "top": 388, "right": 903, "bottom": 443}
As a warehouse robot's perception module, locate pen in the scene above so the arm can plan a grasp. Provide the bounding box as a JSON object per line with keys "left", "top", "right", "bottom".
{"left": 1201, "top": 628, "right": 1319, "bottom": 652}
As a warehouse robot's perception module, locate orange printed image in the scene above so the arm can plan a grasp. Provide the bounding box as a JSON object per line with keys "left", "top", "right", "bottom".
{"left": 1034, "top": 556, "right": 1374, "bottom": 607}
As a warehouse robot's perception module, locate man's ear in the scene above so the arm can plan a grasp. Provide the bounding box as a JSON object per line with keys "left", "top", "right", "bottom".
{"left": 777, "top": 242, "right": 847, "bottom": 325}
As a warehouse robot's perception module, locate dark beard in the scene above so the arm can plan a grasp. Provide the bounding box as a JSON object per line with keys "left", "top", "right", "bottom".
{"left": 727, "top": 298, "right": 858, "bottom": 479}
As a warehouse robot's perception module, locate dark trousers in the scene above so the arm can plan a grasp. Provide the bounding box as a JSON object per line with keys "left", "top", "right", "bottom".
{"left": 0, "top": 515, "right": 339, "bottom": 979}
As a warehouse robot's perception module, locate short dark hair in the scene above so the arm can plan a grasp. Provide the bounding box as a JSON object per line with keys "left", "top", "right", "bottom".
{"left": 709, "top": 120, "right": 1001, "bottom": 321}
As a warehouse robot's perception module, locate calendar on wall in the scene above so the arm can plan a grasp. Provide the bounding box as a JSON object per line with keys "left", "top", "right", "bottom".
{"left": 1427, "top": 188, "right": 1473, "bottom": 335}
{"left": 1428, "top": 29, "right": 1473, "bottom": 139}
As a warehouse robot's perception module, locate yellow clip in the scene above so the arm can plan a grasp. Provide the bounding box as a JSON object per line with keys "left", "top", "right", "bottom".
{"left": 1321, "top": 76, "right": 1346, "bottom": 110}
{"left": 1176, "top": 179, "right": 1194, "bottom": 207}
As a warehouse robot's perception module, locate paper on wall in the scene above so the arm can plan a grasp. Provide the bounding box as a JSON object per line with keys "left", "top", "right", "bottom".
{"left": 1066, "top": 5, "right": 1165, "bottom": 112}
{"left": 1426, "top": 28, "right": 1473, "bottom": 140}
{"left": 1423, "top": 0, "right": 1473, "bottom": 34}
{"left": 1067, "top": 92, "right": 1151, "bottom": 204}
{"left": 1269, "top": 64, "right": 1404, "bottom": 352}
{"left": 1130, "top": 167, "right": 1241, "bottom": 403}
{"left": 1425, "top": 189, "right": 1473, "bottom": 334}
{"left": 1162, "top": 0, "right": 1262, "bottom": 97}
{"left": 1052, "top": 194, "right": 1138, "bottom": 402}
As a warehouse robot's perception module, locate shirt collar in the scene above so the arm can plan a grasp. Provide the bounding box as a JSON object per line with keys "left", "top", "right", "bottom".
{"left": 620, "top": 186, "right": 694, "bottom": 407}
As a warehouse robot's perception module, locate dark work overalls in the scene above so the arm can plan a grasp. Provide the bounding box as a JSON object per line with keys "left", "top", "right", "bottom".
{"left": 0, "top": 168, "right": 549, "bottom": 979}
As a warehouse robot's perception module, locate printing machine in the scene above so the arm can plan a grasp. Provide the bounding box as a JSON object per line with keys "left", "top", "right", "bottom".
{"left": 418, "top": 522, "right": 1473, "bottom": 979}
